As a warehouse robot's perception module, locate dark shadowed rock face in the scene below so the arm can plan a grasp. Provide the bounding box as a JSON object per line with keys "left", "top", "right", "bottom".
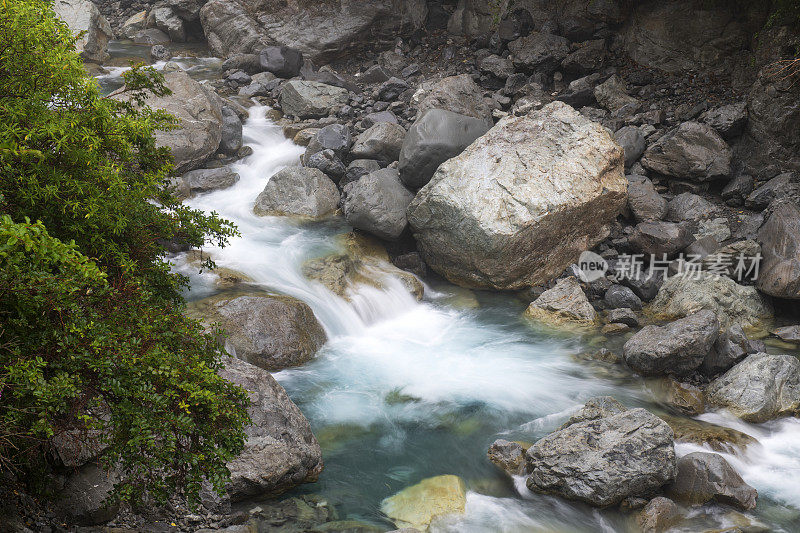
{"left": 198, "top": 294, "right": 327, "bottom": 371}
{"left": 526, "top": 407, "right": 676, "bottom": 507}
{"left": 757, "top": 202, "right": 800, "bottom": 299}
{"left": 668, "top": 452, "right": 757, "bottom": 510}
{"left": 706, "top": 352, "right": 800, "bottom": 423}
{"left": 218, "top": 357, "right": 323, "bottom": 502}
{"left": 623, "top": 310, "right": 720, "bottom": 377}
{"left": 407, "top": 101, "right": 626, "bottom": 290}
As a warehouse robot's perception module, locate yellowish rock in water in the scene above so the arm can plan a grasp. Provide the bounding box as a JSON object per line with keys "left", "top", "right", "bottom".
{"left": 524, "top": 277, "right": 597, "bottom": 329}
{"left": 381, "top": 475, "right": 467, "bottom": 531}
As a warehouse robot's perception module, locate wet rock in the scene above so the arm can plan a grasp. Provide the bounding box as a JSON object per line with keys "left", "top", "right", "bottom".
{"left": 378, "top": 77, "right": 410, "bottom": 101}
{"left": 134, "top": 28, "right": 171, "bottom": 45}
{"left": 560, "top": 396, "right": 627, "bottom": 429}
{"left": 604, "top": 284, "right": 642, "bottom": 310}
{"left": 407, "top": 101, "right": 626, "bottom": 290}
{"left": 342, "top": 159, "right": 381, "bottom": 188}
{"left": 361, "top": 65, "right": 391, "bottom": 84}
{"left": 361, "top": 111, "right": 398, "bottom": 129}
{"left": 629, "top": 221, "right": 693, "bottom": 256}
{"left": 150, "top": 44, "right": 172, "bottom": 62}
{"left": 118, "top": 71, "right": 222, "bottom": 174}
{"left": 488, "top": 440, "right": 527, "bottom": 476}
{"left": 656, "top": 379, "right": 706, "bottom": 415}
{"left": 253, "top": 167, "right": 339, "bottom": 219}
{"left": 608, "top": 307, "right": 639, "bottom": 327}
{"left": 56, "top": 463, "right": 118, "bottom": 525}
{"left": 663, "top": 416, "right": 757, "bottom": 455}
{"left": 508, "top": 32, "right": 570, "bottom": 74}
{"left": 614, "top": 126, "right": 646, "bottom": 168}
{"left": 641, "top": 122, "right": 732, "bottom": 181}
{"left": 54, "top": 0, "right": 112, "bottom": 62}
{"left": 304, "top": 124, "right": 352, "bottom": 163}
{"left": 259, "top": 46, "right": 304, "bottom": 78}
{"left": 398, "top": 109, "right": 489, "bottom": 190}
{"left": 701, "top": 102, "right": 748, "bottom": 140}
{"left": 649, "top": 272, "right": 772, "bottom": 329}
{"left": 618, "top": 267, "right": 664, "bottom": 302}
{"left": 524, "top": 277, "right": 597, "bottom": 328}
{"left": 773, "top": 325, "right": 800, "bottom": 343}
{"left": 381, "top": 475, "right": 466, "bottom": 531}
{"left": 627, "top": 177, "right": 668, "bottom": 222}
{"left": 706, "top": 352, "right": 800, "bottom": 423}
{"left": 526, "top": 407, "right": 676, "bottom": 507}
{"left": 702, "top": 324, "right": 764, "bottom": 376}
{"left": 757, "top": 201, "right": 800, "bottom": 299}
{"left": 306, "top": 150, "right": 346, "bottom": 181}
{"left": 669, "top": 452, "right": 757, "bottom": 510}
{"left": 413, "top": 74, "right": 492, "bottom": 123}
{"left": 623, "top": 310, "right": 719, "bottom": 377}
{"left": 280, "top": 80, "right": 350, "bottom": 119}
{"left": 195, "top": 294, "right": 327, "bottom": 371}
{"left": 177, "top": 167, "right": 240, "bottom": 198}
{"left": 666, "top": 193, "right": 716, "bottom": 223}
{"left": 350, "top": 122, "right": 406, "bottom": 164}
{"left": 594, "top": 75, "right": 640, "bottom": 113}
{"left": 220, "top": 106, "right": 243, "bottom": 155}
{"left": 218, "top": 357, "right": 323, "bottom": 501}
{"left": 342, "top": 168, "right": 414, "bottom": 241}
{"left": 637, "top": 497, "right": 680, "bottom": 533}
{"left": 302, "top": 233, "right": 423, "bottom": 301}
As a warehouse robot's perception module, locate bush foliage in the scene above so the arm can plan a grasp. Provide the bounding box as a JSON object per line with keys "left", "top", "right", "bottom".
{"left": 0, "top": 0, "right": 249, "bottom": 504}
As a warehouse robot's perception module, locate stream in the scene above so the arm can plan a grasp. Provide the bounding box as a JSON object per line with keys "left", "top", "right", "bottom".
{"left": 101, "top": 47, "right": 800, "bottom": 532}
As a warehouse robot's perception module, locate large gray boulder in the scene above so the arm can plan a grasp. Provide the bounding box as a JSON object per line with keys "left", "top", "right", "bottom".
{"left": 220, "top": 106, "right": 243, "bottom": 155}
{"left": 641, "top": 122, "right": 732, "bottom": 181}
{"left": 253, "top": 167, "right": 339, "bottom": 219}
{"left": 757, "top": 202, "right": 800, "bottom": 299}
{"left": 54, "top": 0, "right": 112, "bottom": 62}
{"left": 260, "top": 46, "right": 304, "bottom": 78}
{"left": 413, "top": 75, "right": 492, "bottom": 123}
{"left": 706, "top": 352, "right": 800, "bottom": 423}
{"left": 218, "top": 357, "right": 323, "bottom": 501}
{"left": 147, "top": 6, "right": 186, "bottom": 42}
{"left": 350, "top": 123, "right": 406, "bottom": 164}
{"left": 666, "top": 192, "right": 716, "bottom": 222}
{"left": 130, "top": 71, "right": 223, "bottom": 174}
{"left": 649, "top": 272, "right": 772, "bottom": 329}
{"left": 407, "top": 101, "right": 626, "bottom": 290}
{"left": 622, "top": 310, "right": 720, "bottom": 377}
{"left": 196, "top": 294, "right": 327, "bottom": 371}
{"left": 701, "top": 102, "right": 748, "bottom": 140}
{"left": 627, "top": 177, "right": 667, "bottom": 222}
{"left": 280, "top": 80, "right": 350, "bottom": 119}
{"left": 508, "top": 31, "right": 571, "bottom": 74}
{"left": 200, "top": 0, "right": 426, "bottom": 62}
{"left": 342, "top": 168, "right": 414, "bottom": 241}
{"left": 56, "top": 464, "right": 119, "bottom": 525}
{"left": 526, "top": 407, "right": 676, "bottom": 507}
{"left": 669, "top": 452, "right": 757, "bottom": 510}
{"left": 702, "top": 324, "right": 764, "bottom": 376}
{"left": 398, "top": 109, "right": 490, "bottom": 189}
{"left": 175, "top": 167, "right": 240, "bottom": 198}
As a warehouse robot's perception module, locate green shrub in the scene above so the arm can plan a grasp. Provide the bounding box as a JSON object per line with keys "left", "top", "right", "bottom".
{"left": 0, "top": 0, "right": 249, "bottom": 506}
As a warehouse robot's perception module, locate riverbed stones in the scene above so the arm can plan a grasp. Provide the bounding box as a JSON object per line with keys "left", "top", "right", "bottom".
{"left": 54, "top": 0, "right": 112, "bottom": 62}
{"left": 176, "top": 167, "right": 240, "bottom": 198}
{"left": 702, "top": 324, "right": 764, "bottom": 376}
{"left": 701, "top": 102, "right": 748, "bottom": 140}
{"left": 604, "top": 284, "right": 642, "bottom": 310}
{"left": 525, "top": 407, "right": 676, "bottom": 507}
{"left": 253, "top": 167, "right": 339, "bottom": 219}
{"left": 399, "top": 109, "right": 490, "bottom": 189}
{"left": 663, "top": 416, "right": 757, "bottom": 455}
{"left": 648, "top": 272, "right": 772, "bottom": 329}
{"left": 666, "top": 193, "right": 716, "bottom": 222}
{"left": 488, "top": 439, "right": 527, "bottom": 476}
{"left": 641, "top": 122, "right": 732, "bottom": 181}
{"left": 280, "top": 80, "right": 349, "bottom": 119}
{"left": 669, "top": 452, "right": 757, "bottom": 510}
{"left": 757, "top": 201, "right": 800, "bottom": 299}
{"left": 381, "top": 475, "right": 466, "bottom": 531}
{"left": 637, "top": 497, "right": 680, "bottom": 533}
{"left": 342, "top": 168, "right": 414, "bottom": 241}
{"left": 124, "top": 71, "right": 222, "bottom": 174}
{"left": 147, "top": 6, "right": 186, "bottom": 42}
{"left": 198, "top": 294, "right": 327, "bottom": 371}
{"left": 508, "top": 31, "right": 571, "bottom": 74}
{"left": 614, "top": 126, "right": 646, "bottom": 168}
{"left": 220, "top": 106, "right": 243, "bottom": 155}
{"left": 350, "top": 123, "right": 406, "bottom": 164}
{"left": 524, "top": 277, "right": 597, "bottom": 328}
{"left": 407, "top": 101, "right": 626, "bottom": 290}
{"left": 218, "top": 357, "right": 323, "bottom": 501}
{"left": 594, "top": 75, "right": 640, "bottom": 113}
{"left": 706, "top": 352, "right": 800, "bottom": 423}
{"left": 628, "top": 221, "right": 693, "bottom": 256}
{"left": 560, "top": 396, "right": 627, "bottom": 429}
{"left": 623, "top": 310, "right": 719, "bottom": 377}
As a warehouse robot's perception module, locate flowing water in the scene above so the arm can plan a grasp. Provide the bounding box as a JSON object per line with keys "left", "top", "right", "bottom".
{"left": 98, "top": 52, "right": 800, "bottom": 532}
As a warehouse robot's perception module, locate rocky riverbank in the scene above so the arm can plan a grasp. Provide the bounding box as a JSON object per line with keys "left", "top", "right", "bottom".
{"left": 14, "top": 0, "right": 800, "bottom": 531}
